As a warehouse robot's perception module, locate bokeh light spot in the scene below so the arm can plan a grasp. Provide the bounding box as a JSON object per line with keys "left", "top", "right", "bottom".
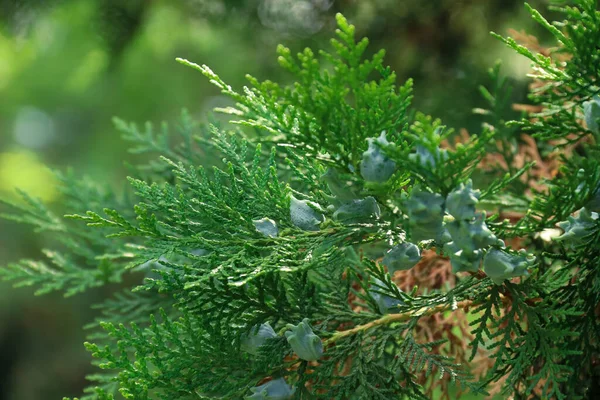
{"left": 0, "top": 151, "right": 58, "bottom": 202}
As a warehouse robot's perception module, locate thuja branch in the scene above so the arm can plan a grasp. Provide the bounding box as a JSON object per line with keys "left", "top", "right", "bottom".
{"left": 3, "top": 4, "right": 600, "bottom": 399}
{"left": 325, "top": 299, "right": 476, "bottom": 345}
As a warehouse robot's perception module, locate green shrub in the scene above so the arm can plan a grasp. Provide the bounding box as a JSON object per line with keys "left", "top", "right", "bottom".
{"left": 2, "top": 1, "right": 600, "bottom": 399}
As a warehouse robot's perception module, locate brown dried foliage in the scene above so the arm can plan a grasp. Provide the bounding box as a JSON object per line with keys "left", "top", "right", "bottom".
{"left": 392, "top": 251, "right": 498, "bottom": 398}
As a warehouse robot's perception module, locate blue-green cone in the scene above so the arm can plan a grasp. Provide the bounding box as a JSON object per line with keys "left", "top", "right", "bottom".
{"left": 246, "top": 378, "right": 295, "bottom": 400}
{"left": 369, "top": 278, "right": 405, "bottom": 314}
{"left": 382, "top": 242, "right": 421, "bottom": 275}
{"left": 284, "top": 318, "right": 323, "bottom": 361}
{"left": 483, "top": 249, "right": 535, "bottom": 285}
{"left": 241, "top": 323, "right": 277, "bottom": 355}
{"left": 360, "top": 131, "right": 397, "bottom": 182}
{"left": 290, "top": 195, "right": 324, "bottom": 231}
{"left": 333, "top": 196, "right": 381, "bottom": 223}
{"left": 405, "top": 186, "right": 445, "bottom": 242}
{"left": 445, "top": 241, "right": 484, "bottom": 273}
{"left": 446, "top": 180, "right": 480, "bottom": 220}
{"left": 555, "top": 207, "right": 599, "bottom": 248}
{"left": 449, "top": 251, "right": 484, "bottom": 274}
{"left": 253, "top": 218, "right": 279, "bottom": 238}
{"left": 445, "top": 212, "right": 499, "bottom": 256}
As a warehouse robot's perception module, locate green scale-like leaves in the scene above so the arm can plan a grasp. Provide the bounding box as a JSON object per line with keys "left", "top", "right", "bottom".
{"left": 3, "top": 3, "right": 600, "bottom": 400}
{"left": 178, "top": 14, "right": 413, "bottom": 172}
{"left": 0, "top": 172, "right": 133, "bottom": 296}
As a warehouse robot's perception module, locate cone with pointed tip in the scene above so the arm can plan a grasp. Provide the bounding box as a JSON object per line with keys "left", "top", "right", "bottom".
{"left": 445, "top": 212, "right": 499, "bottom": 256}
{"left": 253, "top": 218, "right": 279, "bottom": 238}
{"left": 382, "top": 242, "right": 421, "bottom": 275}
{"left": 284, "top": 319, "right": 323, "bottom": 361}
{"left": 446, "top": 180, "right": 480, "bottom": 220}
{"left": 290, "top": 195, "right": 324, "bottom": 231}
{"left": 405, "top": 186, "right": 445, "bottom": 242}
{"left": 448, "top": 247, "right": 484, "bottom": 273}
{"left": 555, "top": 207, "right": 599, "bottom": 248}
{"left": 360, "top": 131, "right": 397, "bottom": 182}
{"left": 483, "top": 249, "right": 535, "bottom": 285}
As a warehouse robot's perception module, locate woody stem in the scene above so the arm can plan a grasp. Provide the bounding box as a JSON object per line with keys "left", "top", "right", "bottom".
{"left": 324, "top": 299, "right": 475, "bottom": 346}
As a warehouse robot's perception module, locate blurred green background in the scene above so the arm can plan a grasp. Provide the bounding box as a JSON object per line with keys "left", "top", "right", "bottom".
{"left": 0, "top": 0, "right": 552, "bottom": 398}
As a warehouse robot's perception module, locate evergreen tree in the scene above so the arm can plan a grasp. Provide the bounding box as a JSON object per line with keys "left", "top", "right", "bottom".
{"left": 2, "top": 1, "right": 600, "bottom": 399}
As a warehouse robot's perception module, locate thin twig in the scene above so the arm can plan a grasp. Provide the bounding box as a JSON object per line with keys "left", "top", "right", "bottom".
{"left": 324, "top": 299, "right": 475, "bottom": 345}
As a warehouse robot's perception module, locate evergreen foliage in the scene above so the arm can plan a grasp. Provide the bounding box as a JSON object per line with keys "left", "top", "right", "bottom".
{"left": 2, "top": 2, "right": 600, "bottom": 399}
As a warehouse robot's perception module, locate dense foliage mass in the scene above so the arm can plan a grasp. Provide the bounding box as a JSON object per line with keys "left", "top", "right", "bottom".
{"left": 2, "top": 1, "right": 600, "bottom": 399}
